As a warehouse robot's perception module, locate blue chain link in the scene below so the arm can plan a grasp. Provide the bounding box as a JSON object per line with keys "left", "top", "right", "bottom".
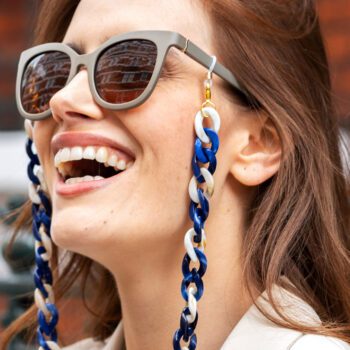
{"left": 173, "top": 124, "right": 220, "bottom": 349}
{"left": 26, "top": 137, "right": 59, "bottom": 349}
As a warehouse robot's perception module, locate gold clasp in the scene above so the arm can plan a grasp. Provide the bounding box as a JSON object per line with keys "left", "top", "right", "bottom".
{"left": 201, "top": 55, "right": 217, "bottom": 112}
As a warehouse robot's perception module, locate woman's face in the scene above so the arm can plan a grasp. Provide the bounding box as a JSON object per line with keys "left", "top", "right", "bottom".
{"left": 33, "top": 0, "right": 245, "bottom": 266}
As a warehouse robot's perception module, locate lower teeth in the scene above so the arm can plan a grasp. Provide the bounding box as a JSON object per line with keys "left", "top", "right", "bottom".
{"left": 65, "top": 175, "right": 105, "bottom": 184}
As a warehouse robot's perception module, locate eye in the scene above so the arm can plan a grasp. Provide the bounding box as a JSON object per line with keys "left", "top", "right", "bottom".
{"left": 159, "top": 60, "right": 180, "bottom": 79}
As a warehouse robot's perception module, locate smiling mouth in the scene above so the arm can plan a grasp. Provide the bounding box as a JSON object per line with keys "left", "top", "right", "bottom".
{"left": 58, "top": 159, "right": 125, "bottom": 184}
{"left": 54, "top": 145, "right": 134, "bottom": 184}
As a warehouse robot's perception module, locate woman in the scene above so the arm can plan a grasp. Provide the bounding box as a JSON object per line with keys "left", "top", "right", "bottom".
{"left": 1, "top": 0, "right": 350, "bottom": 349}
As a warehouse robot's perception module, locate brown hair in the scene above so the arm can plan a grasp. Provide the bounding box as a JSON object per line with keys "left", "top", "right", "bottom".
{"left": 1, "top": 0, "right": 350, "bottom": 347}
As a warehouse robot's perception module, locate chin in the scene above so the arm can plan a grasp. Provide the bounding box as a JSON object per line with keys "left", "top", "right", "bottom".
{"left": 50, "top": 212, "right": 95, "bottom": 252}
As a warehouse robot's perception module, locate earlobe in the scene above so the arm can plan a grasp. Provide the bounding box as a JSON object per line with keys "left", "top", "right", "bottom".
{"left": 230, "top": 114, "right": 282, "bottom": 187}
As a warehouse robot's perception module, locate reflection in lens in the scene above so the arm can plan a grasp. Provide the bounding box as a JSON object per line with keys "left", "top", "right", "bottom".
{"left": 21, "top": 51, "right": 71, "bottom": 114}
{"left": 95, "top": 39, "right": 157, "bottom": 104}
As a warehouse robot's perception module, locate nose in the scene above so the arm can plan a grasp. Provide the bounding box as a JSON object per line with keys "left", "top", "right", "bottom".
{"left": 49, "top": 66, "right": 104, "bottom": 125}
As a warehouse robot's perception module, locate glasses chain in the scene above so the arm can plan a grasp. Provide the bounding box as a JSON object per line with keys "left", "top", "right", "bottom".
{"left": 172, "top": 57, "right": 221, "bottom": 350}
{"left": 25, "top": 55, "right": 219, "bottom": 350}
{"left": 25, "top": 120, "right": 60, "bottom": 350}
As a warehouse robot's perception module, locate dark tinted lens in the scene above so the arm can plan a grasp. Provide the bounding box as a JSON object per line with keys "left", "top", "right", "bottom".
{"left": 95, "top": 39, "right": 157, "bottom": 104}
{"left": 21, "top": 51, "right": 71, "bottom": 114}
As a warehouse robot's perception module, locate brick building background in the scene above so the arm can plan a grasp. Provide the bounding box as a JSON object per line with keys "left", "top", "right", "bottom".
{"left": 0, "top": 0, "right": 349, "bottom": 347}
{"left": 319, "top": 0, "right": 350, "bottom": 128}
{"left": 0, "top": 0, "right": 349, "bottom": 130}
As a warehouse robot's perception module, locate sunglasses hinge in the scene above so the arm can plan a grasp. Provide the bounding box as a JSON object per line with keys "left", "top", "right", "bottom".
{"left": 182, "top": 38, "right": 189, "bottom": 54}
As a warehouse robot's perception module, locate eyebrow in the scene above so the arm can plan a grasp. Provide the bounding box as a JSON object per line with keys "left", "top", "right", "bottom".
{"left": 64, "top": 35, "right": 183, "bottom": 63}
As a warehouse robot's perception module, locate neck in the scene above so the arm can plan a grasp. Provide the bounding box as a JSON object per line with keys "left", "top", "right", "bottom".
{"left": 103, "top": 189, "right": 258, "bottom": 350}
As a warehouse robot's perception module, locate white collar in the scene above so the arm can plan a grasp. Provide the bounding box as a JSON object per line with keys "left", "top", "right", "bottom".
{"left": 220, "top": 279, "right": 321, "bottom": 349}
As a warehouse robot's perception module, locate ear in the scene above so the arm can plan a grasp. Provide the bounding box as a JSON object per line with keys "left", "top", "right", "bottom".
{"left": 230, "top": 112, "right": 282, "bottom": 186}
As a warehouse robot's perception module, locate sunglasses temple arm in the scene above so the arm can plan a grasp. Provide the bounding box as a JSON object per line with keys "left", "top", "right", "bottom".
{"left": 183, "top": 40, "right": 250, "bottom": 99}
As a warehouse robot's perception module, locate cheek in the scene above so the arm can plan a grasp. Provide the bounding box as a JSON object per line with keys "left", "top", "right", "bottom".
{"left": 119, "top": 90, "right": 201, "bottom": 215}
{"left": 133, "top": 99, "right": 198, "bottom": 182}
{"left": 128, "top": 83, "right": 201, "bottom": 157}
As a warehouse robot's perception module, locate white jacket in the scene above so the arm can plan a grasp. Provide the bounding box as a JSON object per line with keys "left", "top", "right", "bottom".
{"left": 62, "top": 280, "right": 350, "bottom": 349}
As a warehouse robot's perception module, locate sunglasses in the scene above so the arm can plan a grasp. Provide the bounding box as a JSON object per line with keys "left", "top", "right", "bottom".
{"left": 16, "top": 30, "right": 252, "bottom": 121}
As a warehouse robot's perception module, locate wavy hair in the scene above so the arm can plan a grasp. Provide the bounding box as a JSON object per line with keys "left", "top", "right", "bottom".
{"left": 1, "top": 0, "right": 350, "bottom": 348}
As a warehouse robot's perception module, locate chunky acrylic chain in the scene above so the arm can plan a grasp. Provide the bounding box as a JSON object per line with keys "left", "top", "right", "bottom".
{"left": 173, "top": 56, "right": 220, "bottom": 350}
{"left": 25, "top": 120, "right": 61, "bottom": 350}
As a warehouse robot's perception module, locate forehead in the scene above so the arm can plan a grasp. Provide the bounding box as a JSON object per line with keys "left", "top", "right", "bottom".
{"left": 63, "top": 0, "right": 213, "bottom": 54}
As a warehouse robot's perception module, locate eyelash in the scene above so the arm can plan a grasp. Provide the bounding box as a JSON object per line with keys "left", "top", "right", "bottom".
{"left": 160, "top": 61, "right": 179, "bottom": 78}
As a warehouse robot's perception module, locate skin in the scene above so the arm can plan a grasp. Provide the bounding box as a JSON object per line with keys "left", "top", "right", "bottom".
{"left": 33, "top": 0, "right": 282, "bottom": 349}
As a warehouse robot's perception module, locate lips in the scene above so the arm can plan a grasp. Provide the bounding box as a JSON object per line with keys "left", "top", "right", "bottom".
{"left": 51, "top": 131, "right": 135, "bottom": 196}
{"left": 55, "top": 166, "right": 129, "bottom": 196}
{"left": 51, "top": 131, "right": 135, "bottom": 159}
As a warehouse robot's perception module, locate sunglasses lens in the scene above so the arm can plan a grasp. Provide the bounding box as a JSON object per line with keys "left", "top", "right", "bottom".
{"left": 95, "top": 39, "right": 157, "bottom": 104}
{"left": 20, "top": 51, "right": 71, "bottom": 114}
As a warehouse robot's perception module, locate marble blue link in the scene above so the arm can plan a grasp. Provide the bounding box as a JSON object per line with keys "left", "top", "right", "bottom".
{"left": 188, "top": 334, "right": 197, "bottom": 350}
{"left": 206, "top": 155, "right": 217, "bottom": 175}
{"left": 35, "top": 247, "right": 48, "bottom": 270}
{"left": 26, "top": 140, "right": 40, "bottom": 185}
{"left": 194, "top": 144, "right": 217, "bottom": 172}
{"left": 34, "top": 260, "right": 53, "bottom": 288}
{"left": 39, "top": 266, "right": 53, "bottom": 285}
{"left": 194, "top": 138, "right": 207, "bottom": 163}
{"left": 37, "top": 208, "right": 52, "bottom": 232}
{"left": 193, "top": 209, "right": 204, "bottom": 240}
{"left": 194, "top": 128, "right": 219, "bottom": 163}
{"left": 189, "top": 201, "right": 206, "bottom": 224}
{"left": 38, "top": 190, "right": 52, "bottom": 217}
{"left": 182, "top": 249, "right": 207, "bottom": 278}
{"left": 204, "top": 128, "right": 219, "bottom": 153}
{"left": 32, "top": 202, "right": 40, "bottom": 215}
{"left": 191, "top": 154, "right": 205, "bottom": 183}
{"left": 26, "top": 139, "right": 40, "bottom": 165}
{"left": 34, "top": 270, "right": 49, "bottom": 299}
{"left": 194, "top": 128, "right": 219, "bottom": 164}
{"left": 35, "top": 253, "right": 53, "bottom": 285}
{"left": 37, "top": 327, "right": 58, "bottom": 348}
{"left": 32, "top": 206, "right": 52, "bottom": 241}
{"left": 173, "top": 329, "right": 185, "bottom": 350}
{"left": 37, "top": 330, "right": 51, "bottom": 350}
{"left": 197, "top": 188, "right": 209, "bottom": 220}
{"left": 180, "top": 272, "right": 203, "bottom": 301}
{"left": 181, "top": 320, "right": 193, "bottom": 343}
{"left": 180, "top": 307, "right": 198, "bottom": 342}
{"left": 180, "top": 306, "right": 198, "bottom": 342}
{"left": 38, "top": 327, "right": 58, "bottom": 343}
{"left": 189, "top": 189, "right": 209, "bottom": 244}
{"left": 194, "top": 143, "right": 215, "bottom": 166}
{"left": 32, "top": 219, "right": 42, "bottom": 242}
{"left": 189, "top": 201, "right": 195, "bottom": 222}
{"left": 192, "top": 152, "right": 217, "bottom": 183}
{"left": 188, "top": 202, "right": 205, "bottom": 242}
{"left": 36, "top": 245, "right": 47, "bottom": 256}
{"left": 27, "top": 163, "right": 40, "bottom": 185}
{"left": 173, "top": 329, "right": 197, "bottom": 350}
{"left": 180, "top": 269, "right": 204, "bottom": 301}
{"left": 192, "top": 128, "right": 219, "bottom": 181}
{"left": 38, "top": 304, "right": 59, "bottom": 336}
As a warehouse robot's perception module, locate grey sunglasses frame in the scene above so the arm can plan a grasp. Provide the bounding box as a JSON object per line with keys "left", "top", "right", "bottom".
{"left": 16, "top": 30, "right": 248, "bottom": 121}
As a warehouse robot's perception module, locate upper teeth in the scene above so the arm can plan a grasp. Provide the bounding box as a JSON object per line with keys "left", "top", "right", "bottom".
{"left": 54, "top": 146, "right": 133, "bottom": 177}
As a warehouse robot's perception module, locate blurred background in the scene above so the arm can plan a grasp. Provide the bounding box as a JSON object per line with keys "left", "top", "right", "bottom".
{"left": 0, "top": 0, "right": 349, "bottom": 348}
